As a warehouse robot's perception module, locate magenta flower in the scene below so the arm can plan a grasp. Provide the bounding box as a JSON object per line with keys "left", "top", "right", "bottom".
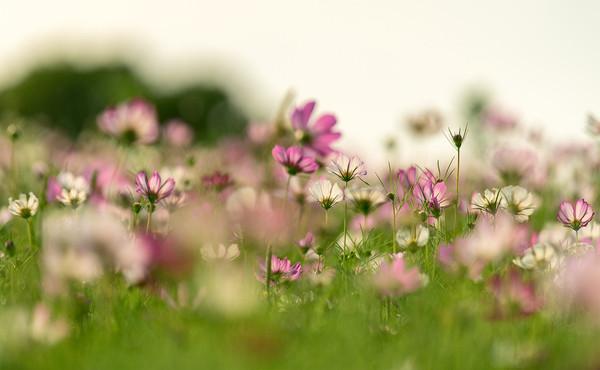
{"left": 397, "top": 166, "right": 417, "bottom": 199}
{"left": 272, "top": 145, "right": 318, "bottom": 175}
{"left": 97, "top": 98, "right": 159, "bottom": 145}
{"left": 135, "top": 171, "right": 176, "bottom": 204}
{"left": 413, "top": 179, "right": 451, "bottom": 218}
{"left": 373, "top": 254, "right": 425, "bottom": 297}
{"left": 557, "top": 199, "right": 594, "bottom": 231}
{"left": 291, "top": 100, "right": 341, "bottom": 156}
{"left": 257, "top": 255, "right": 302, "bottom": 284}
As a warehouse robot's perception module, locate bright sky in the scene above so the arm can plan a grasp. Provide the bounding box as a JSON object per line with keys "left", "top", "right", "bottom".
{"left": 1, "top": 0, "right": 599, "bottom": 163}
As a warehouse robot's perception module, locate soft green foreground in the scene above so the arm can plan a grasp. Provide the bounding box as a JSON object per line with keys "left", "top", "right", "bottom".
{"left": 0, "top": 221, "right": 599, "bottom": 370}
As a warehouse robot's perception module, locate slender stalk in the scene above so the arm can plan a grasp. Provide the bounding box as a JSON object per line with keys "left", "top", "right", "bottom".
{"left": 146, "top": 210, "right": 152, "bottom": 233}
{"left": 26, "top": 218, "right": 33, "bottom": 248}
{"left": 324, "top": 210, "right": 329, "bottom": 227}
{"left": 264, "top": 244, "right": 273, "bottom": 299}
{"left": 343, "top": 181, "right": 348, "bottom": 251}
{"left": 285, "top": 175, "right": 292, "bottom": 209}
{"left": 454, "top": 148, "right": 461, "bottom": 230}
{"left": 392, "top": 200, "right": 397, "bottom": 254}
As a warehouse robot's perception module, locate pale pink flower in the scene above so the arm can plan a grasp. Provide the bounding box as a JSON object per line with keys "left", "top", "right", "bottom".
{"left": 163, "top": 119, "right": 193, "bottom": 147}
{"left": 97, "top": 98, "right": 159, "bottom": 145}
{"left": 272, "top": 145, "right": 318, "bottom": 175}
{"left": 373, "top": 254, "right": 426, "bottom": 297}
{"left": 135, "top": 171, "right": 176, "bottom": 204}
{"left": 557, "top": 199, "right": 594, "bottom": 231}
{"left": 413, "top": 179, "right": 451, "bottom": 218}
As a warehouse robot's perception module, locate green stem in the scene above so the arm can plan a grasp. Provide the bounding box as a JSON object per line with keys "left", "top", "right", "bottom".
{"left": 265, "top": 244, "right": 273, "bottom": 300}
{"left": 392, "top": 200, "right": 397, "bottom": 254}
{"left": 343, "top": 181, "right": 348, "bottom": 251}
{"left": 26, "top": 218, "right": 33, "bottom": 249}
{"left": 146, "top": 210, "right": 152, "bottom": 233}
{"left": 455, "top": 148, "right": 461, "bottom": 230}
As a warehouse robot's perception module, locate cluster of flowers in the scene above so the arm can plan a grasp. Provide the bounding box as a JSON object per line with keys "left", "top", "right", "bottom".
{"left": 2, "top": 95, "right": 600, "bottom": 347}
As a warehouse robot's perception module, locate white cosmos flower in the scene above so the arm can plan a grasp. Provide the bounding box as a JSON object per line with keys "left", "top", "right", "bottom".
{"left": 396, "top": 225, "right": 430, "bottom": 251}
{"left": 56, "top": 172, "right": 90, "bottom": 208}
{"left": 513, "top": 242, "right": 559, "bottom": 271}
{"left": 471, "top": 188, "right": 506, "bottom": 216}
{"left": 327, "top": 153, "right": 367, "bottom": 183}
{"left": 8, "top": 192, "right": 39, "bottom": 219}
{"left": 347, "top": 187, "right": 387, "bottom": 215}
{"left": 201, "top": 243, "right": 240, "bottom": 262}
{"left": 501, "top": 185, "right": 538, "bottom": 222}
{"left": 308, "top": 179, "right": 343, "bottom": 210}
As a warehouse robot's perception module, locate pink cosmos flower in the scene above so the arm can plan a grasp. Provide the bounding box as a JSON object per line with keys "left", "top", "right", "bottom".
{"left": 135, "top": 171, "right": 176, "bottom": 204}
{"left": 373, "top": 254, "right": 426, "bottom": 297}
{"left": 97, "top": 99, "right": 159, "bottom": 145}
{"left": 557, "top": 199, "right": 594, "bottom": 231}
{"left": 163, "top": 119, "right": 193, "bottom": 147}
{"left": 413, "top": 179, "right": 451, "bottom": 218}
{"left": 272, "top": 145, "right": 318, "bottom": 175}
{"left": 291, "top": 100, "right": 341, "bottom": 156}
{"left": 257, "top": 255, "right": 302, "bottom": 284}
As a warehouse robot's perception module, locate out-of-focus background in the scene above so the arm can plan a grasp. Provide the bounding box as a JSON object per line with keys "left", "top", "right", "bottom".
{"left": 1, "top": 0, "right": 599, "bottom": 162}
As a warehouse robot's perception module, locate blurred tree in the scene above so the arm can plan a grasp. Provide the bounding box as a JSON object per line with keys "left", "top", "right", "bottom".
{"left": 0, "top": 62, "right": 248, "bottom": 144}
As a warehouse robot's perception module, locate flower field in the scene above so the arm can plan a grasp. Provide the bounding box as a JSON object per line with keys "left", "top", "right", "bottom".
{"left": 1, "top": 96, "right": 600, "bottom": 370}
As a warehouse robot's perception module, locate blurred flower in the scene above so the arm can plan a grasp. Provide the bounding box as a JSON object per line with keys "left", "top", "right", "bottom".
{"left": 135, "top": 170, "right": 176, "bottom": 204}
{"left": 483, "top": 106, "right": 518, "bottom": 131}
{"left": 30, "top": 303, "right": 70, "bottom": 344}
{"left": 396, "top": 225, "right": 429, "bottom": 252}
{"left": 272, "top": 145, "right": 318, "bottom": 175}
{"left": 327, "top": 153, "right": 367, "bottom": 183}
{"left": 501, "top": 185, "right": 537, "bottom": 222}
{"left": 513, "top": 243, "right": 559, "bottom": 271}
{"left": 452, "top": 212, "right": 522, "bottom": 279}
{"left": 202, "top": 171, "right": 233, "bottom": 192}
{"left": 42, "top": 209, "right": 146, "bottom": 295}
{"left": 373, "top": 254, "right": 427, "bottom": 297}
{"left": 347, "top": 187, "right": 387, "bottom": 216}
{"left": 557, "top": 199, "right": 594, "bottom": 231}
{"left": 298, "top": 231, "right": 315, "bottom": 250}
{"left": 8, "top": 192, "right": 39, "bottom": 219}
{"left": 163, "top": 119, "right": 193, "bottom": 147}
{"left": 201, "top": 243, "right": 240, "bottom": 262}
{"left": 308, "top": 179, "right": 343, "bottom": 210}
{"left": 405, "top": 109, "right": 443, "bottom": 136}
{"left": 492, "top": 147, "right": 540, "bottom": 185}
{"left": 97, "top": 98, "right": 159, "bottom": 145}
{"left": 290, "top": 100, "right": 341, "bottom": 156}
{"left": 396, "top": 166, "right": 417, "bottom": 200}
{"left": 489, "top": 269, "right": 542, "bottom": 318}
{"left": 257, "top": 256, "right": 302, "bottom": 284}
{"left": 552, "top": 252, "right": 600, "bottom": 322}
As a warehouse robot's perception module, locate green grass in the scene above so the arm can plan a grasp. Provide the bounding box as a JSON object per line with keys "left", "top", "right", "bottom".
{"left": 1, "top": 219, "right": 599, "bottom": 370}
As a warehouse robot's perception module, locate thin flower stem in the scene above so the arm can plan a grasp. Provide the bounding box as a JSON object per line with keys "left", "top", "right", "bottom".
{"left": 265, "top": 244, "right": 273, "bottom": 300}
{"left": 392, "top": 200, "right": 397, "bottom": 254}
{"left": 26, "top": 218, "right": 33, "bottom": 248}
{"left": 455, "top": 148, "right": 461, "bottom": 230}
{"left": 325, "top": 210, "right": 329, "bottom": 227}
{"left": 284, "top": 175, "right": 292, "bottom": 210}
{"left": 146, "top": 210, "right": 152, "bottom": 233}
{"left": 343, "top": 181, "right": 348, "bottom": 251}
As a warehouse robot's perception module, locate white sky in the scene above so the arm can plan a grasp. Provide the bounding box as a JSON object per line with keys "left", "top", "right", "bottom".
{"left": 1, "top": 0, "right": 599, "bottom": 163}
